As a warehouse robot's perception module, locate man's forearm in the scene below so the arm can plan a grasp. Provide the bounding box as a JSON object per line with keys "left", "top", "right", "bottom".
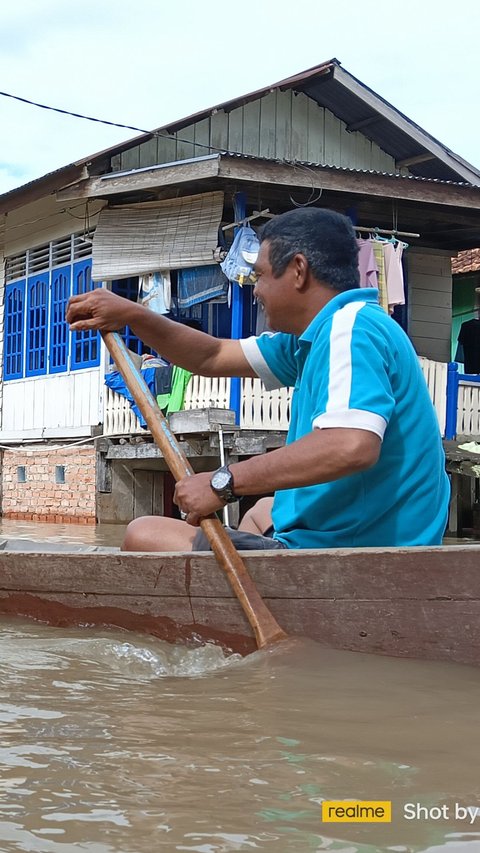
{"left": 126, "top": 303, "right": 221, "bottom": 374}
{"left": 229, "top": 429, "right": 381, "bottom": 495}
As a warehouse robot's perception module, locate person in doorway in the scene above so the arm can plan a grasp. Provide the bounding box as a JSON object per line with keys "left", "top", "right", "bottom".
{"left": 67, "top": 208, "right": 450, "bottom": 552}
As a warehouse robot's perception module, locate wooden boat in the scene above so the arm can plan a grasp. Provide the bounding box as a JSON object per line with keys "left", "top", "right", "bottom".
{"left": 0, "top": 545, "right": 479, "bottom": 665}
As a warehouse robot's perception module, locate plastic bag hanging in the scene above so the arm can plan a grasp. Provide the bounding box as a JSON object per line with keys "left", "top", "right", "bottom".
{"left": 220, "top": 224, "right": 260, "bottom": 285}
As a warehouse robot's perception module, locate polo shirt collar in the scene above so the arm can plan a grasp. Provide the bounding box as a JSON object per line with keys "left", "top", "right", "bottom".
{"left": 299, "top": 288, "right": 379, "bottom": 345}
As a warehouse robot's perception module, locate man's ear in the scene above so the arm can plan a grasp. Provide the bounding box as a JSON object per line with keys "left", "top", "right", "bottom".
{"left": 291, "top": 253, "right": 309, "bottom": 290}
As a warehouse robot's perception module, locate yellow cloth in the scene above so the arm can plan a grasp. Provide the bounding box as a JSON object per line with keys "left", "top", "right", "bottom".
{"left": 372, "top": 242, "right": 389, "bottom": 312}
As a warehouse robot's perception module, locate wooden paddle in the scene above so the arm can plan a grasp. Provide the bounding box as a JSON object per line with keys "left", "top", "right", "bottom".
{"left": 102, "top": 331, "right": 287, "bottom": 648}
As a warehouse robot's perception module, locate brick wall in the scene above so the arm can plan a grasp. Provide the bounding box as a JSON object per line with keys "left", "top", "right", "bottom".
{"left": 2, "top": 445, "right": 96, "bottom": 524}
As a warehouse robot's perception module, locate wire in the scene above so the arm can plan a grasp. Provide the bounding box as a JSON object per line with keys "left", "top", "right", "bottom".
{"left": 0, "top": 88, "right": 232, "bottom": 155}
{"left": 0, "top": 90, "right": 151, "bottom": 134}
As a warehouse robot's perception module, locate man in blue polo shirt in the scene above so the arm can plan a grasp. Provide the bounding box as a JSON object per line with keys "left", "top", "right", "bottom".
{"left": 67, "top": 208, "right": 450, "bottom": 551}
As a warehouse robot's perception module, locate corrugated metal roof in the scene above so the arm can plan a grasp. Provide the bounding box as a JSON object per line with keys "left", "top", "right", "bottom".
{"left": 2, "top": 58, "right": 480, "bottom": 214}
{"left": 219, "top": 151, "right": 474, "bottom": 186}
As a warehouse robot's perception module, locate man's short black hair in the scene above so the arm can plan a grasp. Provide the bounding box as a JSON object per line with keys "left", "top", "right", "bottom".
{"left": 260, "top": 208, "right": 359, "bottom": 292}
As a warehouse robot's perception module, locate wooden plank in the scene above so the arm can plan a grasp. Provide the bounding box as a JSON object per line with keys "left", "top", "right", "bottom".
{"left": 133, "top": 470, "right": 154, "bottom": 517}
{"left": 227, "top": 106, "right": 243, "bottom": 153}
{"left": 210, "top": 110, "right": 229, "bottom": 152}
{"left": 120, "top": 147, "right": 141, "bottom": 172}
{"left": 242, "top": 100, "right": 261, "bottom": 158}
{"left": 156, "top": 133, "right": 177, "bottom": 165}
{"left": 290, "top": 93, "right": 309, "bottom": 162}
{"left": 175, "top": 124, "right": 195, "bottom": 160}
{"left": 306, "top": 98, "right": 324, "bottom": 163}
{"left": 324, "top": 109, "right": 342, "bottom": 166}
{"left": 408, "top": 320, "right": 451, "bottom": 339}
{"left": 411, "top": 337, "right": 451, "bottom": 362}
{"left": 409, "top": 287, "right": 452, "bottom": 309}
{"left": 333, "top": 64, "right": 480, "bottom": 184}
{"left": 338, "top": 119, "right": 356, "bottom": 169}
{"left": 194, "top": 118, "right": 210, "bottom": 158}
{"left": 216, "top": 157, "right": 480, "bottom": 208}
{"left": 1, "top": 547, "right": 480, "bottom": 663}
{"left": 138, "top": 139, "right": 158, "bottom": 169}
{"left": 275, "top": 90, "right": 292, "bottom": 160}
{"left": 259, "top": 93, "right": 276, "bottom": 159}
{"left": 1, "top": 546, "right": 480, "bottom": 599}
{"left": 56, "top": 157, "right": 221, "bottom": 201}
{"left": 410, "top": 305, "right": 452, "bottom": 324}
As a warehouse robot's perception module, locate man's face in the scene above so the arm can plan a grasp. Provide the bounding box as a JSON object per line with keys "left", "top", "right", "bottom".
{"left": 253, "top": 241, "right": 297, "bottom": 333}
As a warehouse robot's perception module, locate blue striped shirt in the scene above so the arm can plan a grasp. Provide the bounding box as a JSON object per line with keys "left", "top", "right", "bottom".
{"left": 240, "top": 288, "right": 450, "bottom": 548}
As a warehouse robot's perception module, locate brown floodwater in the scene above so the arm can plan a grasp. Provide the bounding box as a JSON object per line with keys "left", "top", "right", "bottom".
{"left": 0, "top": 520, "right": 479, "bottom": 851}
{"left": 0, "top": 618, "right": 479, "bottom": 853}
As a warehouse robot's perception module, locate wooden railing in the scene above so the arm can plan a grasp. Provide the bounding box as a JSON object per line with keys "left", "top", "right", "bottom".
{"left": 104, "top": 358, "right": 477, "bottom": 439}
{"left": 418, "top": 357, "right": 447, "bottom": 434}
{"left": 103, "top": 376, "right": 292, "bottom": 435}
{"left": 457, "top": 381, "right": 480, "bottom": 435}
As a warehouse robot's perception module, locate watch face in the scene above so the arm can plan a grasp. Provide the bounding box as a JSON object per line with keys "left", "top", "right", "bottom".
{"left": 212, "top": 468, "right": 231, "bottom": 490}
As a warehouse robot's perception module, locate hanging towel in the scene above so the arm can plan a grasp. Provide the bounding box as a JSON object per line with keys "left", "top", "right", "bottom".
{"left": 371, "top": 242, "right": 389, "bottom": 312}
{"left": 138, "top": 271, "right": 171, "bottom": 314}
{"left": 177, "top": 264, "right": 228, "bottom": 308}
{"left": 157, "top": 366, "right": 192, "bottom": 414}
{"left": 220, "top": 224, "right": 260, "bottom": 285}
{"left": 356, "top": 238, "right": 378, "bottom": 287}
{"left": 383, "top": 242, "right": 405, "bottom": 308}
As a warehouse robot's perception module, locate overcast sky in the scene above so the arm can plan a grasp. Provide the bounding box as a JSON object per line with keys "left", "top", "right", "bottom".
{"left": 1, "top": 0, "right": 479, "bottom": 195}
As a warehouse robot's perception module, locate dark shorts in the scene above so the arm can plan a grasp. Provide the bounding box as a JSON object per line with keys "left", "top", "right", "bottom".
{"left": 192, "top": 525, "right": 287, "bottom": 551}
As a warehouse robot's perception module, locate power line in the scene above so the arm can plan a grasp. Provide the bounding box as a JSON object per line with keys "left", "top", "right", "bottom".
{"left": 0, "top": 89, "right": 151, "bottom": 134}
{"left": 0, "top": 88, "right": 243, "bottom": 157}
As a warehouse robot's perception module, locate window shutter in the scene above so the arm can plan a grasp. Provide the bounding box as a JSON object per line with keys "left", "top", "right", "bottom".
{"left": 92, "top": 191, "right": 224, "bottom": 281}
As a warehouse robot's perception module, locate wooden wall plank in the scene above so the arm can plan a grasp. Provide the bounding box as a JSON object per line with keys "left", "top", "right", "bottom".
{"left": 306, "top": 98, "right": 324, "bottom": 163}
{"left": 324, "top": 109, "right": 342, "bottom": 166}
{"left": 210, "top": 110, "right": 229, "bottom": 152}
{"left": 194, "top": 118, "right": 211, "bottom": 158}
{"left": 275, "top": 90, "right": 292, "bottom": 160}
{"left": 156, "top": 133, "right": 177, "bottom": 165}
{"left": 290, "top": 93, "right": 309, "bottom": 162}
{"left": 259, "top": 93, "right": 277, "bottom": 159}
{"left": 242, "top": 100, "right": 261, "bottom": 157}
{"left": 138, "top": 139, "right": 158, "bottom": 169}
{"left": 228, "top": 106, "right": 244, "bottom": 154}
{"left": 175, "top": 124, "right": 195, "bottom": 160}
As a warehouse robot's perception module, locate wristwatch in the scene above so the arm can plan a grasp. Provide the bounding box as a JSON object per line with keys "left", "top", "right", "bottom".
{"left": 210, "top": 465, "right": 237, "bottom": 504}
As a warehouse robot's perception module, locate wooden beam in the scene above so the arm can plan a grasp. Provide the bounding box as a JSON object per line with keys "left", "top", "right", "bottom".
{"left": 333, "top": 65, "right": 480, "bottom": 185}
{"left": 56, "top": 156, "right": 221, "bottom": 201}
{"left": 346, "top": 115, "right": 380, "bottom": 132}
{"left": 0, "top": 164, "right": 88, "bottom": 215}
{"left": 217, "top": 157, "right": 480, "bottom": 209}
{"left": 397, "top": 153, "right": 436, "bottom": 168}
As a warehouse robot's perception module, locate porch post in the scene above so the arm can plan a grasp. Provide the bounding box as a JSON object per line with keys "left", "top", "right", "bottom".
{"left": 445, "top": 361, "right": 459, "bottom": 440}
{"left": 229, "top": 192, "right": 246, "bottom": 423}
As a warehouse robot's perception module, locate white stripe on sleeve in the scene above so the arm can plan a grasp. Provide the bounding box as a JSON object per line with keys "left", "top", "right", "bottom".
{"left": 313, "top": 408, "right": 387, "bottom": 439}
{"left": 325, "top": 300, "right": 366, "bottom": 413}
{"left": 239, "top": 336, "right": 285, "bottom": 390}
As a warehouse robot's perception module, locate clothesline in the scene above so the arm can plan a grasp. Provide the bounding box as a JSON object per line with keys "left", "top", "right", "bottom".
{"left": 355, "top": 225, "right": 420, "bottom": 239}
{"left": 222, "top": 209, "right": 275, "bottom": 232}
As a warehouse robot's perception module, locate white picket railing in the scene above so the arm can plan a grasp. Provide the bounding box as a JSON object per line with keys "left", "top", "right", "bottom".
{"left": 103, "top": 375, "right": 292, "bottom": 435}
{"left": 457, "top": 381, "right": 480, "bottom": 436}
{"left": 104, "top": 357, "right": 479, "bottom": 439}
{"left": 418, "top": 357, "right": 448, "bottom": 434}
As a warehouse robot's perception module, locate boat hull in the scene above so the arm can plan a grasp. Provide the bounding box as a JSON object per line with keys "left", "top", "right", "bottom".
{"left": 0, "top": 546, "right": 479, "bottom": 663}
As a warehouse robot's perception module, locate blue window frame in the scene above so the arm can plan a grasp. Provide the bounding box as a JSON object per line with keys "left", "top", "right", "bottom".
{"left": 71, "top": 260, "right": 101, "bottom": 370}
{"left": 4, "top": 281, "right": 25, "bottom": 380}
{"left": 112, "top": 277, "right": 146, "bottom": 355}
{"left": 26, "top": 273, "right": 49, "bottom": 376}
{"left": 49, "top": 266, "right": 71, "bottom": 373}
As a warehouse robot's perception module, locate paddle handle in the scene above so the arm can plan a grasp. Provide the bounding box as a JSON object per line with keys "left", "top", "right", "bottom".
{"left": 102, "top": 332, "right": 287, "bottom": 648}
